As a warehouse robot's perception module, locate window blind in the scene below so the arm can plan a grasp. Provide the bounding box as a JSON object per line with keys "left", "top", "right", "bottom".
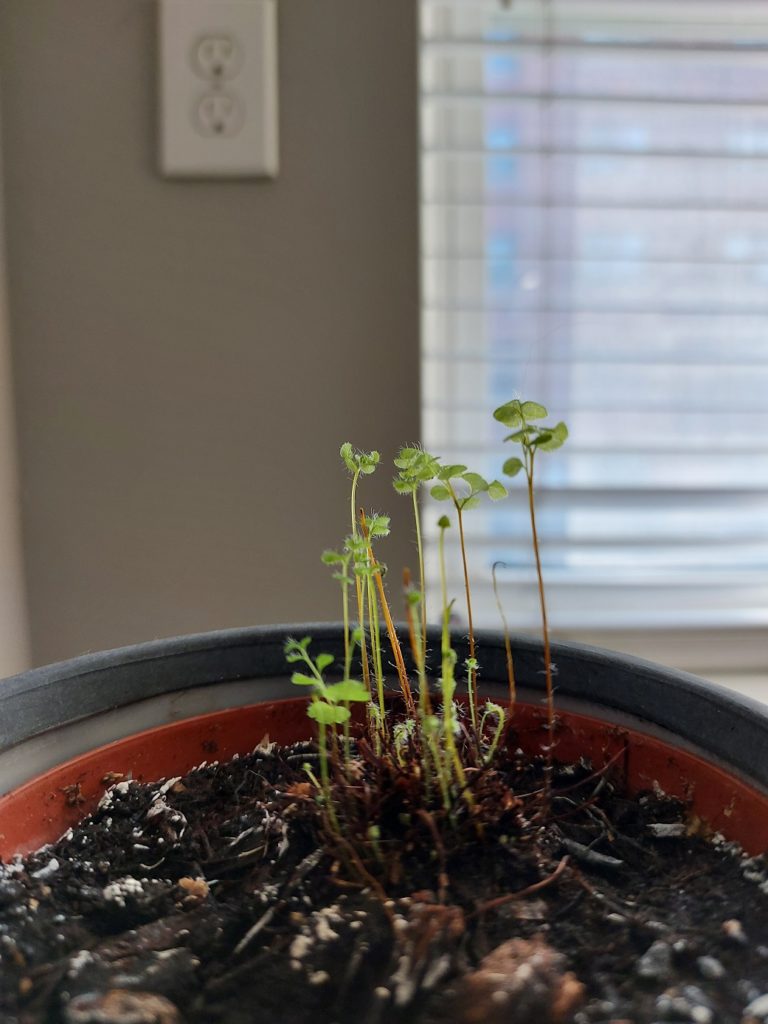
{"left": 420, "top": 0, "right": 768, "bottom": 632}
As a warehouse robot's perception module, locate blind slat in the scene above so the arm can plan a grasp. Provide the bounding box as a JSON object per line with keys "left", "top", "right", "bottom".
{"left": 419, "top": 0, "right": 768, "bottom": 631}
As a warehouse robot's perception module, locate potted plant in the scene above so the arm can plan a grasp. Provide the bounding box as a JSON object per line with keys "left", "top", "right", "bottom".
{"left": 1, "top": 402, "right": 767, "bottom": 1024}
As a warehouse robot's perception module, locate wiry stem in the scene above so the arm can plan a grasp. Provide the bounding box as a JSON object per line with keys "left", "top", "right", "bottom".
{"left": 438, "top": 521, "right": 469, "bottom": 798}
{"left": 412, "top": 489, "right": 432, "bottom": 715}
{"left": 403, "top": 567, "right": 420, "bottom": 666}
{"left": 455, "top": 504, "right": 478, "bottom": 731}
{"left": 350, "top": 470, "right": 371, "bottom": 695}
{"left": 366, "top": 571, "right": 387, "bottom": 732}
{"left": 492, "top": 561, "right": 517, "bottom": 710}
{"left": 360, "top": 510, "right": 415, "bottom": 715}
{"left": 526, "top": 452, "right": 554, "bottom": 801}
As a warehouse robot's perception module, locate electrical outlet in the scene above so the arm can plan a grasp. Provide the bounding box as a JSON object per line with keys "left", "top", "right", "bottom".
{"left": 158, "top": 0, "right": 278, "bottom": 178}
{"left": 195, "top": 93, "right": 244, "bottom": 137}
{"left": 192, "top": 34, "right": 243, "bottom": 81}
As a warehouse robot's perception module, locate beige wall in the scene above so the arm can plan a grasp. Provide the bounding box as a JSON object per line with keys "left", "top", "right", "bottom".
{"left": 0, "top": 106, "right": 29, "bottom": 675}
{"left": 0, "top": 0, "right": 420, "bottom": 666}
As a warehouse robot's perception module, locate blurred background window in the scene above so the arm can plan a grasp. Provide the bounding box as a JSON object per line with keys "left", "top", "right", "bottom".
{"left": 420, "top": 0, "right": 768, "bottom": 674}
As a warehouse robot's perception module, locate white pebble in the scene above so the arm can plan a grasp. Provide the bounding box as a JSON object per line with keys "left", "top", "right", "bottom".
{"left": 745, "top": 994, "right": 768, "bottom": 1020}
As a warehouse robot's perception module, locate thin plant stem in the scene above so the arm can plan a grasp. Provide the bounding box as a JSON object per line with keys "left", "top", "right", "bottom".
{"left": 455, "top": 504, "right": 478, "bottom": 731}
{"left": 492, "top": 561, "right": 517, "bottom": 710}
{"left": 412, "top": 489, "right": 432, "bottom": 715}
{"left": 438, "top": 522, "right": 469, "bottom": 798}
{"left": 350, "top": 470, "right": 371, "bottom": 696}
{"left": 360, "top": 510, "right": 415, "bottom": 715}
{"left": 317, "top": 717, "right": 330, "bottom": 797}
{"left": 526, "top": 451, "right": 554, "bottom": 801}
{"left": 342, "top": 560, "right": 351, "bottom": 679}
{"left": 403, "top": 567, "right": 420, "bottom": 666}
{"left": 366, "top": 572, "right": 387, "bottom": 732}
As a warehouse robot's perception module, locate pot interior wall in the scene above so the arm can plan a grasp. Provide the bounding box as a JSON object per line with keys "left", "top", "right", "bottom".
{"left": 0, "top": 698, "right": 766, "bottom": 860}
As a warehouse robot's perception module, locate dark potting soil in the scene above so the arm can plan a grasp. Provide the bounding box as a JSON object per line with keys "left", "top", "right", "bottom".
{"left": 2, "top": 739, "right": 768, "bottom": 1024}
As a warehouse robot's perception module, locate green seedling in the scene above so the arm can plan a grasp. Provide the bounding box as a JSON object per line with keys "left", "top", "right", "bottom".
{"left": 430, "top": 466, "right": 507, "bottom": 730}
{"left": 436, "top": 514, "right": 470, "bottom": 804}
{"left": 394, "top": 446, "right": 441, "bottom": 710}
{"left": 340, "top": 443, "right": 381, "bottom": 695}
{"left": 285, "top": 636, "right": 368, "bottom": 801}
{"left": 353, "top": 514, "right": 391, "bottom": 724}
{"left": 480, "top": 700, "right": 506, "bottom": 765}
{"left": 359, "top": 509, "right": 415, "bottom": 715}
{"left": 321, "top": 545, "right": 354, "bottom": 679}
{"left": 493, "top": 399, "right": 568, "bottom": 799}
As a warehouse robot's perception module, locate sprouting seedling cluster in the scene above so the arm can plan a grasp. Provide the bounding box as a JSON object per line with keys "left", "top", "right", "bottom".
{"left": 286, "top": 400, "right": 568, "bottom": 826}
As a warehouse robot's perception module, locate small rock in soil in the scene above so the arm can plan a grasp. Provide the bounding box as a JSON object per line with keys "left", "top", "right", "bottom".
{"left": 453, "top": 937, "right": 584, "bottom": 1024}
{"left": 636, "top": 941, "right": 673, "bottom": 983}
{"left": 64, "top": 989, "right": 180, "bottom": 1024}
{"left": 744, "top": 992, "right": 768, "bottom": 1021}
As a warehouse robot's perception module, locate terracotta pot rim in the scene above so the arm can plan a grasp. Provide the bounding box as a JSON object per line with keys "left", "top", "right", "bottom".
{"left": 3, "top": 694, "right": 768, "bottom": 859}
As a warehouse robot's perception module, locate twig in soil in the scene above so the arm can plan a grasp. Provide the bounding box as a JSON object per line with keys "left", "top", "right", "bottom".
{"left": 469, "top": 855, "right": 570, "bottom": 920}
{"left": 328, "top": 832, "right": 394, "bottom": 922}
{"left": 415, "top": 809, "right": 449, "bottom": 904}
{"left": 568, "top": 863, "right": 640, "bottom": 923}
{"left": 233, "top": 848, "right": 323, "bottom": 955}
{"left": 560, "top": 837, "right": 623, "bottom": 870}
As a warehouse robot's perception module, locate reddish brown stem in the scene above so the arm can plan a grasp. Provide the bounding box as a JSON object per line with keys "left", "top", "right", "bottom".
{"left": 360, "top": 511, "right": 415, "bottom": 715}
{"left": 527, "top": 455, "right": 554, "bottom": 803}
{"left": 470, "top": 855, "right": 569, "bottom": 918}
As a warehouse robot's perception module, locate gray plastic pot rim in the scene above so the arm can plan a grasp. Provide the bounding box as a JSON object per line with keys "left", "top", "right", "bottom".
{"left": 0, "top": 623, "right": 766, "bottom": 792}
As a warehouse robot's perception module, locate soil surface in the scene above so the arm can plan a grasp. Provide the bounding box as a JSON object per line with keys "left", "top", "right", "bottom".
{"left": 2, "top": 738, "right": 768, "bottom": 1024}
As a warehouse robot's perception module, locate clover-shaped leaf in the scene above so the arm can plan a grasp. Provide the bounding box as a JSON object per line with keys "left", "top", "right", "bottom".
{"left": 325, "top": 680, "right": 369, "bottom": 703}
{"left": 308, "top": 702, "right": 350, "bottom": 726}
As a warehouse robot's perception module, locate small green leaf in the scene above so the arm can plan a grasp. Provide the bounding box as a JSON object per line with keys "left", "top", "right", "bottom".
{"left": 406, "top": 589, "right": 421, "bottom": 607}
{"left": 340, "top": 442, "right": 356, "bottom": 473}
{"left": 437, "top": 514, "right": 451, "bottom": 529}
{"left": 316, "top": 653, "right": 334, "bottom": 673}
{"left": 537, "top": 421, "right": 569, "bottom": 451}
{"left": 487, "top": 480, "right": 507, "bottom": 500}
{"left": 506, "top": 429, "right": 532, "bottom": 444}
{"left": 430, "top": 484, "right": 451, "bottom": 501}
{"left": 367, "top": 514, "right": 391, "bottom": 538}
{"left": 521, "top": 401, "right": 548, "bottom": 420}
{"left": 291, "top": 672, "right": 319, "bottom": 687}
{"left": 393, "top": 478, "right": 416, "bottom": 494}
{"left": 438, "top": 464, "right": 467, "bottom": 481}
{"left": 502, "top": 457, "right": 524, "bottom": 478}
{"left": 325, "top": 679, "right": 369, "bottom": 703}
{"left": 307, "top": 702, "right": 350, "bottom": 725}
{"left": 398, "top": 446, "right": 421, "bottom": 461}
{"left": 459, "top": 496, "right": 480, "bottom": 510}
{"left": 493, "top": 400, "right": 523, "bottom": 428}
{"left": 359, "top": 450, "right": 380, "bottom": 474}
{"left": 321, "top": 549, "right": 345, "bottom": 565}
{"left": 462, "top": 472, "right": 488, "bottom": 492}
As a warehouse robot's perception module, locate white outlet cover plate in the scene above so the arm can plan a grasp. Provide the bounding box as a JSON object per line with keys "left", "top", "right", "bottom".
{"left": 158, "top": 0, "right": 278, "bottom": 178}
